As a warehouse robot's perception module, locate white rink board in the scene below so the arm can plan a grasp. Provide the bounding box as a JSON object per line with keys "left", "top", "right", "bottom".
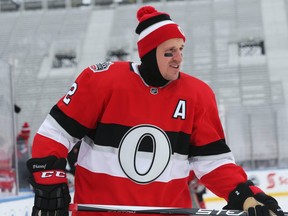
{"left": 0, "top": 193, "right": 34, "bottom": 215}
{"left": 0, "top": 169, "right": 287, "bottom": 215}
{"left": 0, "top": 192, "right": 75, "bottom": 216}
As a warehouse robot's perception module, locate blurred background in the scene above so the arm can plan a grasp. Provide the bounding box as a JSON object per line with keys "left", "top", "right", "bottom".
{"left": 0, "top": 0, "right": 287, "bottom": 203}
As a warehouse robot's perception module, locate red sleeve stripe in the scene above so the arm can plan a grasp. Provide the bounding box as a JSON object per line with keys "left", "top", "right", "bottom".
{"left": 32, "top": 133, "right": 68, "bottom": 158}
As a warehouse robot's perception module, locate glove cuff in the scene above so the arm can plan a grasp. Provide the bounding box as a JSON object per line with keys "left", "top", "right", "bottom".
{"left": 27, "top": 156, "right": 68, "bottom": 185}
{"left": 32, "top": 169, "right": 67, "bottom": 185}
{"left": 226, "top": 180, "right": 255, "bottom": 210}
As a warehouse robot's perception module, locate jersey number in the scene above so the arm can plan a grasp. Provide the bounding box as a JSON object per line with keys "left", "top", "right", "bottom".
{"left": 118, "top": 125, "right": 172, "bottom": 184}
{"left": 63, "top": 82, "right": 78, "bottom": 105}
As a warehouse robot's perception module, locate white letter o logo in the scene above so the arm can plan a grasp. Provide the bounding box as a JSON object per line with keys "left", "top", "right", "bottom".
{"left": 118, "top": 125, "right": 171, "bottom": 184}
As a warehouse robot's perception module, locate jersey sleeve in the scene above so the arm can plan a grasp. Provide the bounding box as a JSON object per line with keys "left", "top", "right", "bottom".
{"left": 190, "top": 85, "right": 225, "bottom": 146}
{"left": 189, "top": 83, "right": 247, "bottom": 201}
{"left": 200, "top": 163, "right": 247, "bottom": 200}
{"left": 32, "top": 66, "right": 104, "bottom": 158}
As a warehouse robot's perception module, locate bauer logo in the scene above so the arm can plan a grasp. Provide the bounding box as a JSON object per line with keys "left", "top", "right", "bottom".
{"left": 89, "top": 62, "right": 113, "bottom": 72}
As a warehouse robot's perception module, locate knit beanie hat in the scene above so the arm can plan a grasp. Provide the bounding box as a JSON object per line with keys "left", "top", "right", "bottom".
{"left": 20, "top": 122, "right": 30, "bottom": 140}
{"left": 21, "top": 122, "right": 30, "bottom": 134}
{"left": 135, "top": 5, "right": 186, "bottom": 58}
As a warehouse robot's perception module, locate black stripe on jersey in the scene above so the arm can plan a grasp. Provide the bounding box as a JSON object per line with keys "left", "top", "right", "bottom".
{"left": 88, "top": 123, "right": 191, "bottom": 156}
{"left": 189, "top": 139, "right": 231, "bottom": 157}
{"left": 168, "top": 131, "right": 190, "bottom": 155}
{"left": 50, "top": 105, "right": 90, "bottom": 139}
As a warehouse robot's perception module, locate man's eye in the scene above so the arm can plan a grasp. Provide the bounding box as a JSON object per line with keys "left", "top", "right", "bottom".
{"left": 164, "top": 53, "right": 173, "bottom": 57}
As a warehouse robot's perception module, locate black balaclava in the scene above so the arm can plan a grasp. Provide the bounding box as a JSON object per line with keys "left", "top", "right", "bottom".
{"left": 139, "top": 48, "right": 169, "bottom": 87}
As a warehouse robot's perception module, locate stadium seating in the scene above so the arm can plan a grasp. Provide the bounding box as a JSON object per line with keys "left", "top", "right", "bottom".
{"left": 0, "top": 0, "right": 287, "bottom": 168}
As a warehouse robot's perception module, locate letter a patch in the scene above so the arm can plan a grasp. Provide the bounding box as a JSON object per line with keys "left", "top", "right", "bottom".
{"left": 173, "top": 100, "right": 186, "bottom": 120}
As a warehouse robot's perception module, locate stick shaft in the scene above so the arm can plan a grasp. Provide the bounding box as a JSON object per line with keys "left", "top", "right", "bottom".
{"left": 69, "top": 204, "right": 249, "bottom": 216}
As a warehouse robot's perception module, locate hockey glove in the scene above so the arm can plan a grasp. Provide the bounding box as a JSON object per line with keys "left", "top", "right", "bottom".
{"left": 26, "top": 156, "right": 71, "bottom": 216}
{"left": 223, "top": 180, "right": 284, "bottom": 216}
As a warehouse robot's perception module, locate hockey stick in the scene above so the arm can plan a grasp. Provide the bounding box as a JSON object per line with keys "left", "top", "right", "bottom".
{"left": 69, "top": 204, "right": 288, "bottom": 216}
{"left": 69, "top": 203, "right": 245, "bottom": 215}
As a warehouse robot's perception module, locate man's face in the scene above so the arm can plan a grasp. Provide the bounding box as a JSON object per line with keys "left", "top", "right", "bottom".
{"left": 156, "top": 38, "right": 184, "bottom": 81}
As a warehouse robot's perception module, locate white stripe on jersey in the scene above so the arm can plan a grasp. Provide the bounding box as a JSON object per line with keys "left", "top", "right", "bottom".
{"left": 189, "top": 152, "right": 236, "bottom": 179}
{"left": 37, "top": 114, "right": 80, "bottom": 151}
{"left": 77, "top": 138, "right": 190, "bottom": 183}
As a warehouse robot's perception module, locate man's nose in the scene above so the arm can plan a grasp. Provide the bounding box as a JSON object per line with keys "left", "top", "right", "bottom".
{"left": 172, "top": 50, "right": 183, "bottom": 61}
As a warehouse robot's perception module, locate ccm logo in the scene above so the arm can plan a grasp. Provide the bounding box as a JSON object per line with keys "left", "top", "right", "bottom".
{"left": 41, "top": 171, "right": 66, "bottom": 178}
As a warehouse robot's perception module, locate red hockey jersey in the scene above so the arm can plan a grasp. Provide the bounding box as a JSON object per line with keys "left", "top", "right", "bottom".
{"left": 32, "top": 61, "right": 247, "bottom": 215}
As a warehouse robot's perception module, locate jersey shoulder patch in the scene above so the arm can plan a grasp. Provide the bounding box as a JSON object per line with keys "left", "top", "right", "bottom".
{"left": 89, "top": 62, "right": 113, "bottom": 72}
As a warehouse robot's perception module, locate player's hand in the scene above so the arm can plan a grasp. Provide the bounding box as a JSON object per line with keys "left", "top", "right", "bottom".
{"left": 244, "top": 195, "right": 283, "bottom": 216}
{"left": 223, "top": 180, "right": 284, "bottom": 216}
{"left": 27, "top": 156, "right": 71, "bottom": 216}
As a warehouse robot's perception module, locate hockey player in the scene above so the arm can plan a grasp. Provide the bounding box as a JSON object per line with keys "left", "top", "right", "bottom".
{"left": 26, "top": 5, "right": 284, "bottom": 216}
{"left": 188, "top": 171, "right": 206, "bottom": 209}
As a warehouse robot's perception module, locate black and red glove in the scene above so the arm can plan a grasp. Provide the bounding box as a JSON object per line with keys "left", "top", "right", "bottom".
{"left": 224, "top": 180, "right": 284, "bottom": 216}
{"left": 26, "top": 156, "right": 71, "bottom": 216}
